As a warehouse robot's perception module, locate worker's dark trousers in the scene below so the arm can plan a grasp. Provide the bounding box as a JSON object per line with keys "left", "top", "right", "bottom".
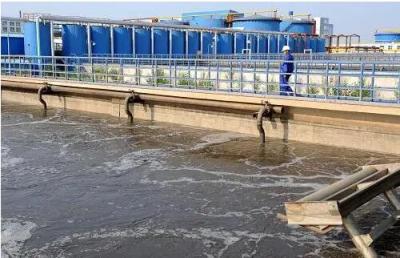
{"left": 279, "top": 74, "right": 294, "bottom": 96}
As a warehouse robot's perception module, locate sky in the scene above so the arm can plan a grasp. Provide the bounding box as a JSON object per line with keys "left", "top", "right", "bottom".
{"left": 2, "top": 2, "right": 400, "bottom": 43}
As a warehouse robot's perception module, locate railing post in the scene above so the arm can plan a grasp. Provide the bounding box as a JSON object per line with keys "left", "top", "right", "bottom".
{"left": 294, "top": 61, "right": 298, "bottom": 97}
{"left": 106, "top": 58, "right": 109, "bottom": 83}
{"left": 397, "top": 66, "right": 400, "bottom": 104}
{"left": 91, "top": 57, "right": 95, "bottom": 82}
{"left": 19, "top": 56, "right": 22, "bottom": 77}
{"left": 359, "top": 62, "right": 364, "bottom": 101}
{"left": 229, "top": 60, "right": 233, "bottom": 92}
{"left": 136, "top": 59, "right": 139, "bottom": 85}
{"left": 253, "top": 61, "right": 257, "bottom": 93}
{"left": 169, "top": 58, "right": 172, "bottom": 87}
{"left": 65, "top": 57, "right": 68, "bottom": 80}
{"left": 119, "top": 57, "right": 125, "bottom": 84}
{"left": 306, "top": 61, "right": 310, "bottom": 97}
{"left": 325, "top": 61, "right": 329, "bottom": 99}
{"left": 155, "top": 58, "right": 158, "bottom": 87}
{"left": 194, "top": 59, "right": 198, "bottom": 90}
{"left": 78, "top": 58, "right": 81, "bottom": 81}
{"left": 174, "top": 59, "right": 177, "bottom": 88}
{"left": 337, "top": 62, "right": 341, "bottom": 99}
{"left": 266, "top": 60, "right": 269, "bottom": 95}
{"left": 240, "top": 60, "right": 243, "bottom": 93}
{"left": 371, "top": 63, "right": 376, "bottom": 102}
{"left": 216, "top": 60, "right": 220, "bottom": 91}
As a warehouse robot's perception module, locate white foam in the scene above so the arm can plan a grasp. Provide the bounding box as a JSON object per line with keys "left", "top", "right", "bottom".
{"left": 191, "top": 132, "right": 249, "bottom": 150}
{"left": 1, "top": 145, "right": 24, "bottom": 169}
{"left": 104, "top": 148, "right": 167, "bottom": 172}
{"left": 1, "top": 218, "right": 37, "bottom": 257}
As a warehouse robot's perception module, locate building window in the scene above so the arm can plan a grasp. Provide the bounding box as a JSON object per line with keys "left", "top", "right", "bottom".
{"left": 1, "top": 21, "right": 7, "bottom": 33}
{"left": 388, "top": 45, "right": 392, "bottom": 50}
{"left": 397, "top": 45, "right": 400, "bottom": 50}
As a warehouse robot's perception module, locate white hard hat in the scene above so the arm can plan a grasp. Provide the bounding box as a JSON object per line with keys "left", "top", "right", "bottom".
{"left": 281, "top": 45, "right": 291, "bottom": 52}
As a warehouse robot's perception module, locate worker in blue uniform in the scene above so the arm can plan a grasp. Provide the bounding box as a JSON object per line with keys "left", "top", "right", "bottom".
{"left": 279, "top": 45, "right": 294, "bottom": 96}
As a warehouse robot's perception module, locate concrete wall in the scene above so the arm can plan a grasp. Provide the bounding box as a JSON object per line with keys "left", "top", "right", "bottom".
{"left": 2, "top": 76, "right": 400, "bottom": 155}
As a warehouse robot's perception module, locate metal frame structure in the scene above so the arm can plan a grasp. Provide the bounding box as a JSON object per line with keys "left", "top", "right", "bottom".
{"left": 11, "top": 14, "right": 308, "bottom": 58}
{"left": 2, "top": 55, "right": 399, "bottom": 104}
{"left": 284, "top": 164, "right": 400, "bottom": 258}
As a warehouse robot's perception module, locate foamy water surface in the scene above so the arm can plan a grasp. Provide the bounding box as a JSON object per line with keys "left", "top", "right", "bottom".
{"left": 2, "top": 102, "right": 399, "bottom": 257}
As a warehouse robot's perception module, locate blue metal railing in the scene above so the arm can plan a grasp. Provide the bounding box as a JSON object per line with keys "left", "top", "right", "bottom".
{"left": 1, "top": 55, "right": 399, "bottom": 104}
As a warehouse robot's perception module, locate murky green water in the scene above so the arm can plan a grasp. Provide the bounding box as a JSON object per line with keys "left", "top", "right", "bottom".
{"left": 2, "top": 101, "right": 399, "bottom": 257}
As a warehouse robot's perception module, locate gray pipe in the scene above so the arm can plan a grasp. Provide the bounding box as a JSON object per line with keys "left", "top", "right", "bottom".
{"left": 38, "top": 84, "right": 51, "bottom": 110}
{"left": 299, "top": 166, "right": 378, "bottom": 202}
{"left": 256, "top": 103, "right": 271, "bottom": 143}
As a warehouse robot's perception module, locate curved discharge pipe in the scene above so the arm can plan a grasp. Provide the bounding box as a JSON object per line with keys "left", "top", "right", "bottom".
{"left": 38, "top": 84, "right": 51, "bottom": 110}
{"left": 4, "top": 81, "right": 285, "bottom": 138}
{"left": 256, "top": 103, "right": 271, "bottom": 143}
{"left": 124, "top": 92, "right": 143, "bottom": 123}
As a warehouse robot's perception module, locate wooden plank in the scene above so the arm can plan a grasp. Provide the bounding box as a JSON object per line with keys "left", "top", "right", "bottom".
{"left": 276, "top": 212, "right": 334, "bottom": 233}
{"left": 303, "top": 225, "right": 335, "bottom": 234}
{"left": 339, "top": 168, "right": 400, "bottom": 217}
{"left": 285, "top": 201, "right": 342, "bottom": 225}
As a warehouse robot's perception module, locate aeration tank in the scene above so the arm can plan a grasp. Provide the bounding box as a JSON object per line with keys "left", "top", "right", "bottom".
{"left": 317, "top": 38, "right": 326, "bottom": 53}
{"left": 269, "top": 35, "right": 280, "bottom": 54}
{"left": 1, "top": 36, "right": 24, "bottom": 55}
{"left": 375, "top": 32, "right": 400, "bottom": 42}
{"left": 217, "top": 33, "right": 233, "bottom": 54}
{"left": 258, "top": 35, "right": 267, "bottom": 53}
{"left": 90, "top": 26, "right": 111, "bottom": 55}
{"left": 277, "top": 35, "right": 286, "bottom": 53}
{"left": 310, "top": 38, "right": 318, "bottom": 53}
{"left": 187, "top": 31, "right": 200, "bottom": 55}
{"left": 171, "top": 30, "right": 185, "bottom": 55}
{"left": 231, "top": 15, "right": 281, "bottom": 31}
{"left": 280, "top": 20, "right": 314, "bottom": 35}
{"left": 24, "top": 21, "right": 52, "bottom": 56}
{"left": 202, "top": 32, "right": 214, "bottom": 55}
{"left": 113, "top": 27, "right": 132, "bottom": 56}
{"left": 153, "top": 28, "right": 169, "bottom": 55}
{"left": 235, "top": 33, "right": 246, "bottom": 54}
{"left": 189, "top": 18, "right": 225, "bottom": 28}
{"left": 62, "top": 24, "right": 88, "bottom": 56}
{"left": 135, "top": 27, "right": 151, "bottom": 55}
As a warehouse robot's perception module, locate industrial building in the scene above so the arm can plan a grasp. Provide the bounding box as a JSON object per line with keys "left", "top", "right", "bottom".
{"left": 313, "top": 17, "right": 334, "bottom": 37}
{"left": 331, "top": 29, "right": 400, "bottom": 53}
{"left": 1, "top": 17, "right": 24, "bottom": 55}
{"left": 1, "top": 10, "right": 329, "bottom": 59}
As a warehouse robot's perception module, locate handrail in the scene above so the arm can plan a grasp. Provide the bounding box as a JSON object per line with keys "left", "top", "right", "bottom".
{"left": 1, "top": 55, "right": 399, "bottom": 104}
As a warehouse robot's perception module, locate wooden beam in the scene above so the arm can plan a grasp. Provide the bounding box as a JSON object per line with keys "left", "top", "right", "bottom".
{"left": 285, "top": 201, "right": 342, "bottom": 225}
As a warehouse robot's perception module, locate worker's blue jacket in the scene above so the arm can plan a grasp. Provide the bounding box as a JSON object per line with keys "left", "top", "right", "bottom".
{"left": 280, "top": 53, "right": 294, "bottom": 74}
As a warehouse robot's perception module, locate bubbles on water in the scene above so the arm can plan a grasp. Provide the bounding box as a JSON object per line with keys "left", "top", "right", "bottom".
{"left": 1, "top": 145, "right": 24, "bottom": 169}
{"left": 1, "top": 218, "right": 37, "bottom": 258}
{"left": 191, "top": 132, "right": 250, "bottom": 150}
{"left": 104, "top": 148, "right": 168, "bottom": 173}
